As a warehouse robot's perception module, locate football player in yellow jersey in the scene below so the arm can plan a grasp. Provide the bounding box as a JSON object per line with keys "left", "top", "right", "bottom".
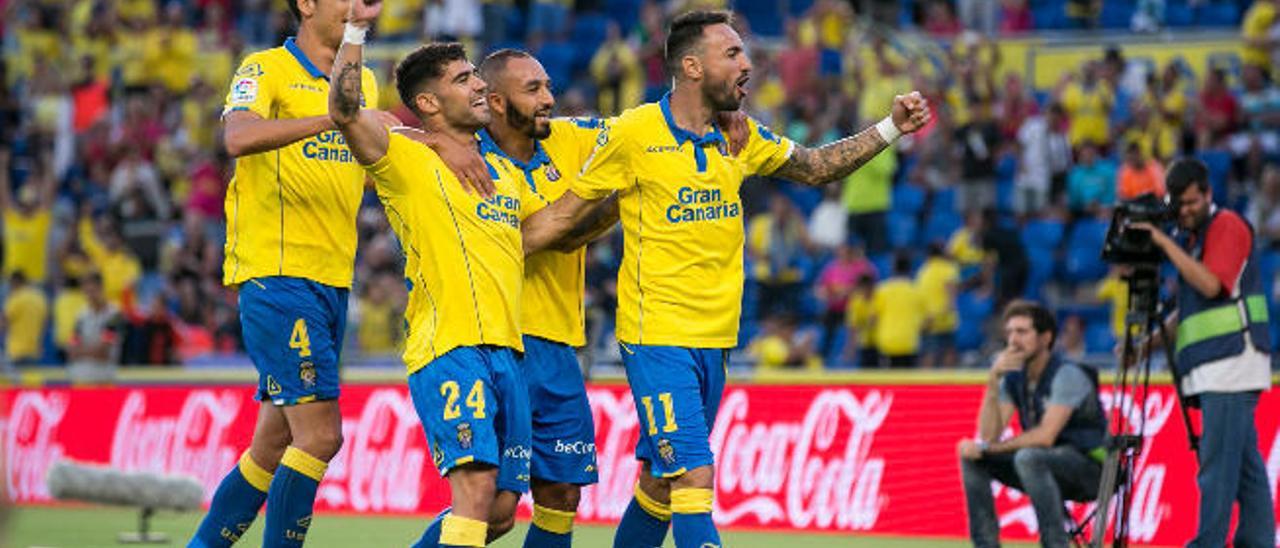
{"left": 189, "top": 1, "right": 484, "bottom": 547}
{"left": 329, "top": 5, "right": 538, "bottom": 547}
{"left": 474, "top": 49, "right": 621, "bottom": 548}
{"left": 523, "top": 10, "right": 930, "bottom": 548}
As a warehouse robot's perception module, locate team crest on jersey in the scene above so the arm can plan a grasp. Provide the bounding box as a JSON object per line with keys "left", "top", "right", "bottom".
{"left": 231, "top": 78, "right": 258, "bottom": 104}
{"left": 656, "top": 438, "right": 676, "bottom": 466}
{"left": 266, "top": 375, "right": 282, "bottom": 396}
{"left": 299, "top": 361, "right": 316, "bottom": 388}
{"left": 544, "top": 162, "right": 561, "bottom": 182}
{"left": 457, "top": 423, "right": 473, "bottom": 449}
{"left": 596, "top": 128, "right": 610, "bottom": 146}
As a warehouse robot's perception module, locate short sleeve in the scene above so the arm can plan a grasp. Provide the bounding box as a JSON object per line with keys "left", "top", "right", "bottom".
{"left": 1202, "top": 212, "right": 1253, "bottom": 295}
{"left": 365, "top": 132, "right": 431, "bottom": 196}
{"left": 554, "top": 117, "right": 613, "bottom": 166}
{"left": 1047, "top": 365, "right": 1093, "bottom": 408}
{"left": 739, "top": 117, "right": 795, "bottom": 176}
{"left": 573, "top": 118, "right": 634, "bottom": 200}
{"left": 223, "top": 54, "right": 275, "bottom": 119}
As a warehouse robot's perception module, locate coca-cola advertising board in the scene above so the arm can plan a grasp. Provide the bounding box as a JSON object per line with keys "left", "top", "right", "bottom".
{"left": 2, "top": 383, "right": 1277, "bottom": 545}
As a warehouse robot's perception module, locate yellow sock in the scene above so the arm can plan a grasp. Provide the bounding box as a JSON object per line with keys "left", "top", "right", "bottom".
{"left": 531, "top": 504, "right": 575, "bottom": 534}
{"left": 440, "top": 514, "right": 487, "bottom": 547}
{"left": 670, "top": 487, "right": 713, "bottom": 514}
{"left": 634, "top": 483, "right": 672, "bottom": 521}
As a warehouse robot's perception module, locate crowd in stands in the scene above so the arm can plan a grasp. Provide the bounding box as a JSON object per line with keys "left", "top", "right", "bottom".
{"left": 1, "top": 0, "right": 1278, "bottom": 373}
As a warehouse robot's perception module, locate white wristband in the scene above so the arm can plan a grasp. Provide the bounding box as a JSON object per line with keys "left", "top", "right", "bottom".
{"left": 873, "top": 116, "right": 901, "bottom": 143}
{"left": 344, "top": 23, "right": 368, "bottom": 45}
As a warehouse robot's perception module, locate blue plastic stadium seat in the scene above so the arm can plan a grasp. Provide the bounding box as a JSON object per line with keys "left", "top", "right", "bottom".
{"left": 1166, "top": 2, "right": 1195, "bottom": 26}
{"left": 892, "top": 183, "right": 927, "bottom": 215}
{"left": 956, "top": 291, "right": 995, "bottom": 352}
{"left": 923, "top": 211, "right": 963, "bottom": 246}
{"left": 870, "top": 253, "right": 894, "bottom": 279}
{"left": 1024, "top": 246, "right": 1057, "bottom": 300}
{"left": 1085, "top": 321, "right": 1117, "bottom": 353}
{"left": 996, "top": 179, "right": 1015, "bottom": 213}
{"left": 887, "top": 213, "right": 920, "bottom": 249}
{"left": 932, "top": 187, "right": 956, "bottom": 214}
{"left": 536, "top": 41, "right": 575, "bottom": 91}
{"left": 604, "top": 0, "right": 642, "bottom": 32}
{"left": 733, "top": 0, "right": 784, "bottom": 37}
{"left": 1022, "top": 218, "right": 1066, "bottom": 250}
{"left": 1061, "top": 219, "right": 1110, "bottom": 282}
{"left": 1100, "top": 0, "right": 1135, "bottom": 28}
{"left": 570, "top": 13, "right": 610, "bottom": 69}
{"left": 1197, "top": 2, "right": 1240, "bottom": 26}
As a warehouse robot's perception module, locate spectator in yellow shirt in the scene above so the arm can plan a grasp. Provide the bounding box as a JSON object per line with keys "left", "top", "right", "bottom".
{"left": 52, "top": 276, "right": 89, "bottom": 360}
{"left": 845, "top": 273, "right": 878, "bottom": 368}
{"left": 749, "top": 313, "right": 823, "bottom": 372}
{"left": 3, "top": 273, "right": 49, "bottom": 364}
{"left": 356, "top": 275, "right": 401, "bottom": 355}
{"left": 1, "top": 151, "right": 55, "bottom": 284}
{"left": 590, "top": 22, "right": 645, "bottom": 116}
{"left": 916, "top": 244, "right": 961, "bottom": 368}
{"left": 947, "top": 210, "right": 988, "bottom": 268}
{"left": 78, "top": 212, "right": 141, "bottom": 306}
{"left": 872, "top": 253, "right": 927, "bottom": 368}
{"left": 1096, "top": 265, "right": 1131, "bottom": 339}
{"left": 1058, "top": 63, "right": 1114, "bottom": 149}
{"left": 1242, "top": 0, "right": 1279, "bottom": 73}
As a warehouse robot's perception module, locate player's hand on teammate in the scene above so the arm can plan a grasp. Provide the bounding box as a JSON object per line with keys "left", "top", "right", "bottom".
{"left": 347, "top": 0, "right": 382, "bottom": 27}
{"left": 715, "top": 110, "right": 749, "bottom": 156}
{"left": 434, "top": 135, "right": 496, "bottom": 198}
{"left": 371, "top": 110, "right": 402, "bottom": 130}
{"left": 891, "top": 91, "right": 931, "bottom": 134}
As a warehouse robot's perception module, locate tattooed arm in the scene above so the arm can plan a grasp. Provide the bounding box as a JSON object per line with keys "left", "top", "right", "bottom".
{"left": 328, "top": 1, "right": 388, "bottom": 165}
{"left": 771, "top": 91, "right": 931, "bottom": 186}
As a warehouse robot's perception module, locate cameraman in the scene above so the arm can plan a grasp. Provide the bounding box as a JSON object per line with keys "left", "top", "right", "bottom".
{"left": 957, "top": 300, "right": 1107, "bottom": 548}
{"left": 1127, "top": 158, "right": 1274, "bottom": 547}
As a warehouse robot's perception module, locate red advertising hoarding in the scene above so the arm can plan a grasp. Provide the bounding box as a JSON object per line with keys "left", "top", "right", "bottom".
{"left": 3, "top": 383, "right": 1276, "bottom": 545}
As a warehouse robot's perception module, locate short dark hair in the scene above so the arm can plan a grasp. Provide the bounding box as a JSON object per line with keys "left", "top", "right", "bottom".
{"left": 1002, "top": 299, "right": 1057, "bottom": 347}
{"left": 1165, "top": 157, "right": 1210, "bottom": 199}
{"left": 664, "top": 10, "right": 732, "bottom": 78}
{"left": 395, "top": 43, "right": 469, "bottom": 116}
{"left": 285, "top": 0, "right": 301, "bottom": 22}
{"left": 479, "top": 48, "right": 533, "bottom": 84}
{"left": 892, "top": 252, "right": 912, "bottom": 276}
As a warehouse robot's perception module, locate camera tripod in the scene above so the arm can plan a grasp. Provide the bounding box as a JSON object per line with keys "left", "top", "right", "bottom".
{"left": 1088, "top": 265, "right": 1198, "bottom": 548}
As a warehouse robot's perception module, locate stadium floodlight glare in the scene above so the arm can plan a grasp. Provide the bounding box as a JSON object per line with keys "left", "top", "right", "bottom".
{"left": 47, "top": 459, "right": 204, "bottom": 544}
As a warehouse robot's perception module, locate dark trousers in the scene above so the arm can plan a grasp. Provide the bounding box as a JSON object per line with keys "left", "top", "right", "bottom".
{"left": 1188, "top": 392, "right": 1275, "bottom": 548}
{"left": 961, "top": 447, "right": 1102, "bottom": 548}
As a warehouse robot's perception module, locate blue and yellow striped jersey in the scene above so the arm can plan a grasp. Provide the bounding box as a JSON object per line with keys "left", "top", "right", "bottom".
{"left": 572, "top": 95, "right": 794, "bottom": 348}
{"left": 365, "top": 131, "right": 534, "bottom": 375}
{"left": 221, "top": 38, "right": 379, "bottom": 289}
{"left": 479, "top": 118, "right": 608, "bottom": 347}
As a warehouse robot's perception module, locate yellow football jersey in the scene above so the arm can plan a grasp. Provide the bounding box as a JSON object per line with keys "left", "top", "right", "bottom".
{"left": 365, "top": 131, "right": 533, "bottom": 374}
{"left": 221, "top": 38, "right": 378, "bottom": 289}
{"left": 572, "top": 96, "right": 794, "bottom": 348}
{"left": 480, "top": 118, "right": 608, "bottom": 347}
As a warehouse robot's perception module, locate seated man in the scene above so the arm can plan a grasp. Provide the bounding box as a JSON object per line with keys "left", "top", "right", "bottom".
{"left": 957, "top": 300, "right": 1108, "bottom": 547}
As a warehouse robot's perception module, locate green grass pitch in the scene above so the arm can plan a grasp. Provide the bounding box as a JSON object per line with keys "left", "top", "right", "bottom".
{"left": 7, "top": 505, "right": 1037, "bottom": 547}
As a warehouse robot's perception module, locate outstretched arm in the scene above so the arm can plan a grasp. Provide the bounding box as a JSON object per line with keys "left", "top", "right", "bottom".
{"left": 523, "top": 191, "right": 607, "bottom": 256}
{"left": 329, "top": 0, "right": 389, "bottom": 165}
{"left": 771, "top": 92, "right": 931, "bottom": 186}
{"left": 551, "top": 193, "right": 619, "bottom": 252}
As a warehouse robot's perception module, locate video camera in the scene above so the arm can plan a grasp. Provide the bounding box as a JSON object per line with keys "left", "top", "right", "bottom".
{"left": 1101, "top": 193, "right": 1175, "bottom": 265}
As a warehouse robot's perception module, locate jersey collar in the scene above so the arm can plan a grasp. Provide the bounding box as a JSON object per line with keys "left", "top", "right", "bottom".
{"left": 284, "top": 37, "right": 326, "bottom": 80}
{"left": 659, "top": 92, "right": 724, "bottom": 172}
{"left": 477, "top": 128, "right": 552, "bottom": 191}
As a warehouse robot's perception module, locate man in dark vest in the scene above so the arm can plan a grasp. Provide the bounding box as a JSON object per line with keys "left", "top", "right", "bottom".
{"left": 1128, "top": 158, "right": 1274, "bottom": 547}
{"left": 957, "top": 300, "right": 1107, "bottom": 547}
